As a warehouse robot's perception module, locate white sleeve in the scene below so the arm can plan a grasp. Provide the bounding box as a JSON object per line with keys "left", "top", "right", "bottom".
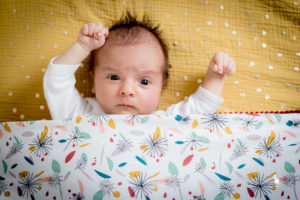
{"left": 43, "top": 57, "right": 91, "bottom": 120}
{"left": 159, "top": 86, "right": 223, "bottom": 115}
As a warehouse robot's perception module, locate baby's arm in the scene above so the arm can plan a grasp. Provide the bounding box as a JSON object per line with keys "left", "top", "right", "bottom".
{"left": 202, "top": 52, "right": 236, "bottom": 97}
{"left": 53, "top": 23, "right": 109, "bottom": 65}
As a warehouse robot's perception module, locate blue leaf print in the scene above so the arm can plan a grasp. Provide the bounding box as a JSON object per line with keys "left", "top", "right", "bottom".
{"left": 286, "top": 120, "right": 293, "bottom": 127}
{"left": 253, "top": 158, "right": 264, "bottom": 166}
{"left": 237, "top": 164, "right": 246, "bottom": 169}
{"left": 215, "top": 172, "right": 231, "bottom": 181}
{"left": 175, "top": 115, "right": 182, "bottom": 121}
{"left": 94, "top": 170, "right": 111, "bottom": 179}
{"left": 136, "top": 156, "right": 147, "bottom": 165}
{"left": 58, "top": 139, "right": 67, "bottom": 143}
{"left": 175, "top": 141, "right": 184, "bottom": 144}
{"left": 145, "top": 196, "right": 150, "bottom": 200}
{"left": 24, "top": 156, "right": 34, "bottom": 165}
{"left": 118, "top": 162, "right": 127, "bottom": 167}
{"left": 288, "top": 144, "right": 296, "bottom": 146}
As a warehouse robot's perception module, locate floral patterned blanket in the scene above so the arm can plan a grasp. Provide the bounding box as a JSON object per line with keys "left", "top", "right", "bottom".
{"left": 0, "top": 113, "right": 300, "bottom": 200}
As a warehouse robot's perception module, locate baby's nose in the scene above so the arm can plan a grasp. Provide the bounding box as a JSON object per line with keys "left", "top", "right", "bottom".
{"left": 119, "top": 82, "right": 135, "bottom": 97}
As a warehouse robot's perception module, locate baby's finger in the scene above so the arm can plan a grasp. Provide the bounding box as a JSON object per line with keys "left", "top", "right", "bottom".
{"left": 224, "top": 59, "right": 236, "bottom": 76}
{"left": 102, "top": 28, "right": 109, "bottom": 37}
{"left": 80, "top": 24, "right": 89, "bottom": 36}
{"left": 88, "top": 23, "right": 96, "bottom": 37}
{"left": 94, "top": 23, "right": 104, "bottom": 38}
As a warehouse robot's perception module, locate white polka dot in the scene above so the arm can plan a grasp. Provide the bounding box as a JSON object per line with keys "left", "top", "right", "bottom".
{"left": 12, "top": 108, "right": 17, "bottom": 113}
{"left": 172, "top": 41, "right": 178, "bottom": 46}
{"left": 185, "top": 10, "right": 189, "bottom": 15}
{"left": 144, "top": 2, "right": 148, "bottom": 7}
{"left": 265, "top": 81, "right": 270, "bottom": 87}
{"left": 240, "top": 93, "right": 246, "bottom": 97}
{"left": 187, "top": 60, "right": 191, "bottom": 65}
{"left": 253, "top": 37, "right": 259, "bottom": 42}
{"left": 285, "top": 82, "right": 291, "bottom": 87}
{"left": 175, "top": 92, "right": 180, "bottom": 97}
{"left": 38, "top": 5, "right": 43, "bottom": 10}
{"left": 35, "top": 93, "right": 40, "bottom": 98}
{"left": 20, "top": 64, "right": 25, "bottom": 69}
{"left": 294, "top": 67, "right": 299, "bottom": 72}
{"left": 19, "top": 14, "right": 24, "bottom": 19}
{"left": 13, "top": 58, "right": 17, "bottom": 63}
{"left": 165, "top": 13, "right": 171, "bottom": 18}
{"left": 296, "top": 88, "right": 299, "bottom": 92}
{"left": 25, "top": 25, "right": 30, "bottom": 30}
{"left": 53, "top": 43, "right": 58, "bottom": 48}
{"left": 224, "top": 22, "right": 229, "bottom": 27}
{"left": 196, "top": 27, "right": 200, "bottom": 32}
{"left": 265, "top": 14, "right": 270, "bottom": 19}
{"left": 20, "top": 114, "right": 25, "bottom": 120}
{"left": 246, "top": 10, "right": 251, "bottom": 16}
{"left": 280, "top": 104, "right": 285, "bottom": 109}
{"left": 294, "top": 2, "right": 299, "bottom": 6}
{"left": 268, "top": 65, "right": 274, "bottom": 70}
{"left": 48, "top": 23, "right": 53, "bottom": 27}
{"left": 282, "top": 31, "right": 287, "bottom": 36}
{"left": 122, "top": 0, "right": 126, "bottom": 5}
{"left": 36, "top": 43, "right": 40, "bottom": 48}
{"left": 63, "top": 30, "right": 68, "bottom": 35}
{"left": 256, "top": 88, "right": 262, "bottom": 93}
{"left": 277, "top": 53, "right": 282, "bottom": 57}
{"left": 96, "top": 10, "right": 101, "bottom": 16}
{"left": 151, "top": 7, "right": 155, "bottom": 11}
{"left": 197, "top": 78, "right": 202, "bottom": 83}
{"left": 290, "top": 35, "right": 296, "bottom": 40}
{"left": 8, "top": 91, "right": 13, "bottom": 96}
{"left": 232, "top": 30, "right": 237, "bottom": 35}
{"left": 297, "top": 52, "right": 300, "bottom": 57}
{"left": 40, "top": 55, "right": 45, "bottom": 59}
{"left": 8, "top": 42, "right": 13, "bottom": 47}
{"left": 207, "top": 21, "right": 212, "bottom": 26}
{"left": 67, "top": 10, "right": 72, "bottom": 15}
{"left": 265, "top": 94, "right": 270, "bottom": 100}
{"left": 183, "top": 75, "right": 188, "bottom": 80}
{"left": 250, "top": 61, "right": 255, "bottom": 67}
{"left": 40, "top": 105, "right": 45, "bottom": 110}
{"left": 234, "top": 81, "right": 239, "bottom": 85}
{"left": 181, "top": 24, "right": 186, "bottom": 30}
{"left": 204, "top": 0, "right": 208, "bottom": 5}
{"left": 238, "top": 41, "right": 242, "bottom": 46}
{"left": 262, "top": 43, "right": 267, "bottom": 48}
{"left": 251, "top": 24, "right": 256, "bottom": 28}
{"left": 12, "top": 8, "right": 16, "bottom": 13}
{"left": 255, "top": 74, "right": 260, "bottom": 79}
{"left": 219, "top": 5, "right": 224, "bottom": 10}
{"left": 261, "top": 30, "right": 267, "bottom": 36}
{"left": 41, "top": 68, "right": 46, "bottom": 72}
{"left": 25, "top": 75, "right": 30, "bottom": 79}
{"left": 48, "top": 11, "right": 53, "bottom": 16}
{"left": 40, "top": 18, "right": 45, "bottom": 23}
{"left": 182, "top": 44, "right": 186, "bottom": 49}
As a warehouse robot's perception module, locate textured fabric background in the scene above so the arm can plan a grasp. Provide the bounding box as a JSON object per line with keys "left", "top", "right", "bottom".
{"left": 0, "top": 0, "right": 299, "bottom": 121}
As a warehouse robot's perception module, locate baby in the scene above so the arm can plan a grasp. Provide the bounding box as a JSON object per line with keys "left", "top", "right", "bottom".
{"left": 44, "top": 13, "right": 235, "bottom": 120}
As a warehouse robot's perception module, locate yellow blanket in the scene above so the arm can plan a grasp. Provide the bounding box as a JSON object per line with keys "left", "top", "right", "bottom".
{"left": 0, "top": 0, "right": 299, "bottom": 121}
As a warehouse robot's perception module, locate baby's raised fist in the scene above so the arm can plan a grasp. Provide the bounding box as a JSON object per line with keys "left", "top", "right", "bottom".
{"left": 210, "top": 52, "right": 236, "bottom": 76}
{"left": 77, "top": 23, "right": 109, "bottom": 52}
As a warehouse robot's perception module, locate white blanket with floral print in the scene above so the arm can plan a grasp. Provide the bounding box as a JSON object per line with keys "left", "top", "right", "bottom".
{"left": 0, "top": 113, "right": 300, "bottom": 200}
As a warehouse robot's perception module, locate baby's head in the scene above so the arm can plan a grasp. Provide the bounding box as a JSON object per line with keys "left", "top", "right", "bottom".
{"left": 90, "top": 12, "right": 169, "bottom": 114}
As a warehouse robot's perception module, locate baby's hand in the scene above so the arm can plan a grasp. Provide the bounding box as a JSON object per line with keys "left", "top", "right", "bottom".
{"left": 77, "top": 23, "right": 109, "bottom": 52}
{"left": 209, "top": 52, "right": 236, "bottom": 76}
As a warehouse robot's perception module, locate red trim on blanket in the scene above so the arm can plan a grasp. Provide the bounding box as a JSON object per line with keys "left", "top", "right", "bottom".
{"left": 217, "top": 110, "right": 300, "bottom": 114}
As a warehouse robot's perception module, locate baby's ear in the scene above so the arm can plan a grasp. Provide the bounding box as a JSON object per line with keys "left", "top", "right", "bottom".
{"left": 89, "top": 71, "right": 95, "bottom": 93}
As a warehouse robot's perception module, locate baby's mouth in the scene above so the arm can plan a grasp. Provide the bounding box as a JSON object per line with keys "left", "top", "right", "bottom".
{"left": 117, "top": 104, "right": 134, "bottom": 108}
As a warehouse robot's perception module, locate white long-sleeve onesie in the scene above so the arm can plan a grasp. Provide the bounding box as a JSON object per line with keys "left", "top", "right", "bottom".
{"left": 43, "top": 57, "right": 223, "bottom": 120}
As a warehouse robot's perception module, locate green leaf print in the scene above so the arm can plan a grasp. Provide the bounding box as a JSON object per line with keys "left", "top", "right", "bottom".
{"left": 79, "top": 132, "right": 91, "bottom": 139}
{"left": 52, "top": 159, "right": 61, "bottom": 173}
{"left": 75, "top": 127, "right": 80, "bottom": 134}
{"left": 93, "top": 190, "right": 104, "bottom": 200}
{"left": 214, "top": 192, "right": 224, "bottom": 200}
{"left": 284, "top": 161, "right": 295, "bottom": 173}
{"left": 81, "top": 153, "right": 87, "bottom": 164}
{"left": 198, "top": 136, "right": 210, "bottom": 143}
{"left": 225, "top": 162, "right": 233, "bottom": 173}
{"left": 168, "top": 162, "right": 179, "bottom": 176}
{"left": 2, "top": 160, "right": 7, "bottom": 174}
{"left": 107, "top": 157, "right": 113, "bottom": 171}
{"left": 274, "top": 114, "right": 281, "bottom": 122}
{"left": 200, "top": 158, "right": 206, "bottom": 166}
{"left": 14, "top": 136, "right": 20, "bottom": 144}
{"left": 141, "top": 116, "right": 150, "bottom": 123}
{"left": 255, "top": 122, "right": 263, "bottom": 130}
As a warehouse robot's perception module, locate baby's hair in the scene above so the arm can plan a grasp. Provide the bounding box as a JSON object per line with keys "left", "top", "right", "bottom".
{"left": 90, "top": 11, "right": 169, "bottom": 84}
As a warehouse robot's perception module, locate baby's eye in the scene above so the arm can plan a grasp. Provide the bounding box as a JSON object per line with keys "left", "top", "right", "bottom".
{"left": 140, "top": 79, "right": 150, "bottom": 85}
{"left": 109, "top": 75, "right": 119, "bottom": 80}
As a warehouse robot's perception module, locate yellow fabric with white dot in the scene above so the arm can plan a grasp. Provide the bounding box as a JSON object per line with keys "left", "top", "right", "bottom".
{"left": 0, "top": 0, "right": 299, "bottom": 121}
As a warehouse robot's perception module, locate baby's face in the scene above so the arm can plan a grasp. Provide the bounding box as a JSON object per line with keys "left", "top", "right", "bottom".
{"left": 91, "top": 39, "right": 165, "bottom": 114}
